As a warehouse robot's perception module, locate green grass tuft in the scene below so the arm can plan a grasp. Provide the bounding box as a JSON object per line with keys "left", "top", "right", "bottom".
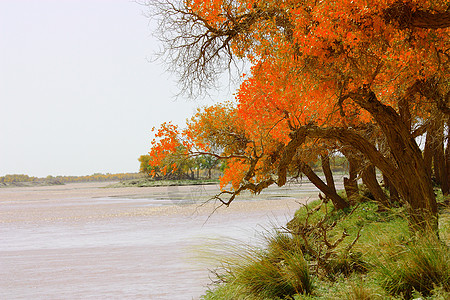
{"left": 232, "top": 231, "right": 313, "bottom": 299}
{"left": 375, "top": 235, "right": 450, "bottom": 298}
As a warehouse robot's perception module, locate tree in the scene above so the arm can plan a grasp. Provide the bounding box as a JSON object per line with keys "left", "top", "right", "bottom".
{"left": 196, "top": 155, "right": 220, "bottom": 178}
{"left": 145, "top": 0, "right": 450, "bottom": 232}
{"left": 138, "top": 154, "right": 152, "bottom": 175}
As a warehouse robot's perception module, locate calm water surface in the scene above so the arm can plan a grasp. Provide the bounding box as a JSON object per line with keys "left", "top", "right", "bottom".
{"left": 0, "top": 182, "right": 324, "bottom": 299}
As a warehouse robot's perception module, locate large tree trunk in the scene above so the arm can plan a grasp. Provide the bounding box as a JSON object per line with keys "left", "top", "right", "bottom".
{"left": 433, "top": 150, "right": 442, "bottom": 185}
{"left": 300, "top": 162, "right": 349, "bottom": 210}
{"left": 383, "top": 3, "right": 450, "bottom": 29}
{"left": 434, "top": 140, "right": 448, "bottom": 194}
{"left": 423, "top": 125, "right": 435, "bottom": 180}
{"left": 361, "top": 165, "right": 390, "bottom": 210}
{"left": 342, "top": 152, "right": 360, "bottom": 205}
{"left": 383, "top": 173, "right": 401, "bottom": 204}
{"left": 347, "top": 90, "right": 438, "bottom": 232}
{"left": 434, "top": 122, "right": 449, "bottom": 195}
{"left": 294, "top": 89, "right": 438, "bottom": 232}
{"left": 425, "top": 115, "right": 449, "bottom": 195}
{"left": 445, "top": 119, "right": 450, "bottom": 197}
{"left": 321, "top": 154, "right": 336, "bottom": 194}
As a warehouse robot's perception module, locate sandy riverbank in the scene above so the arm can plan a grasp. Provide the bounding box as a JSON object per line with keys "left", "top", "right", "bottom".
{"left": 0, "top": 181, "right": 319, "bottom": 223}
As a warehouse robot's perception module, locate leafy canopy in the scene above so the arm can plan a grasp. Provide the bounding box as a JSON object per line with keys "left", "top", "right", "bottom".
{"left": 146, "top": 0, "right": 449, "bottom": 214}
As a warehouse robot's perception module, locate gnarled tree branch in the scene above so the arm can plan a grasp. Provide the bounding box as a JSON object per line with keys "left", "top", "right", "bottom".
{"left": 383, "top": 1, "right": 450, "bottom": 29}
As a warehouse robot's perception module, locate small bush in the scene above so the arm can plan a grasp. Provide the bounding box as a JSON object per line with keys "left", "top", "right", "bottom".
{"left": 283, "top": 250, "right": 314, "bottom": 295}
{"left": 235, "top": 232, "right": 313, "bottom": 298}
{"left": 201, "top": 231, "right": 314, "bottom": 299}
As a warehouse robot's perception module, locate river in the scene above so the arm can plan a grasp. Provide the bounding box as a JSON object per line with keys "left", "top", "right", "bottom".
{"left": 0, "top": 181, "right": 324, "bottom": 299}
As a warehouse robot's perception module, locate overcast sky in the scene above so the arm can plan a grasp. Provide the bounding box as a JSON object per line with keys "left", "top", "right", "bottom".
{"left": 0, "top": 0, "right": 232, "bottom": 177}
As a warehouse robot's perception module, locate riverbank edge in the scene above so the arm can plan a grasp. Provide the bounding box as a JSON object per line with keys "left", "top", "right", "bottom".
{"left": 0, "top": 180, "right": 64, "bottom": 188}
{"left": 104, "top": 178, "right": 220, "bottom": 188}
{"left": 0, "top": 178, "right": 220, "bottom": 189}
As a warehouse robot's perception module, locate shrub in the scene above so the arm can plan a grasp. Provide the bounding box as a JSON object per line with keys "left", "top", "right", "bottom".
{"left": 202, "top": 231, "right": 314, "bottom": 299}
{"left": 235, "top": 232, "right": 314, "bottom": 298}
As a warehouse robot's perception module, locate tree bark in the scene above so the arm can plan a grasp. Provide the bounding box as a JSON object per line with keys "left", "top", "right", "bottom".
{"left": 445, "top": 118, "right": 450, "bottom": 196}
{"left": 342, "top": 151, "right": 360, "bottom": 205}
{"left": 411, "top": 11, "right": 450, "bottom": 29}
{"left": 318, "top": 89, "right": 438, "bottom": 232}
{"left": 277, "top": 128, "right": 308, "bottom": 187}
{"left": 288, "top": 87, "right": 438, "bottom": 232}
{"left": 423, "top": 126, "right": 435, "bottom": 180}
{"left": 300, "top": 161, "right": 349, "bottom": 210}
{"left": 347, "top": 90, "right": 437, "bottom": 232}
{"left": 425, "top": 115, "right": 449, "bottom": 195}
{"left": 383, "top": 173, "right": 401, "bottom": 204}
{"left": 321, "top": 154, "right": 336, "bottom": 194}
{"left": 434, "top": 124, "right": 449, "bottom": 195}
{"left": 362, "top": 165, "right": 390, "bottom": 210}
{"left": 384, "top": 3, "right": 450, "bottom": 29}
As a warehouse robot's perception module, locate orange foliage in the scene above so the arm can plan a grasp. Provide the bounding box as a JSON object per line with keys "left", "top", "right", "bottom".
{"left": 148, "top": 0, "right": 450, "bottom": 201}
{"left": 148, "top": 122, "right": 182, "bottom": 169}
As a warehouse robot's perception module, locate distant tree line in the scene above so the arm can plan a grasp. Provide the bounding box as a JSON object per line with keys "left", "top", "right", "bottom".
{"left": 138, "top": 152, "right": 348, "bottom": 181}
{"left": 0, "top": 173, "right": 144, "bottom": 184}
{"left": 139, "top": 153, "right": 221, "bottom": 180}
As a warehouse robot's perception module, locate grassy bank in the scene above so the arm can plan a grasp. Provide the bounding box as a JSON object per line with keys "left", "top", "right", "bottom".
{"left": 201, "top": 192, "right": 450, "bottom": 300}
{"left": 106, "top": 178, "right": 219, "bottom": 188}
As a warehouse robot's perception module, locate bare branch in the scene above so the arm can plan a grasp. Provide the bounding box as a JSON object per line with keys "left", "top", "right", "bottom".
{"left": 141, "top": 0, "right": 294, "bottom": 97}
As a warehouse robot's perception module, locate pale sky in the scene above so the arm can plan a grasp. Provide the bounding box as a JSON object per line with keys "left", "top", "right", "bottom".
{"left": 0, "top": 0, "right": 231, "bottom": 177}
